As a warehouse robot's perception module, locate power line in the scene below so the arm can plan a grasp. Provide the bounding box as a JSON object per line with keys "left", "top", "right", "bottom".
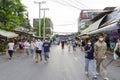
{"left": 75, "top": 0, "right": 90, "bottom": 8}
{"left": 56, "top": 0, "right": 82, "bottom": 10}
{"left": 74, "top": 0, "right": 105, "bottom": 13}
{"left": 58, "top": 0, "right": 90, "bottom": 9}
{"left": 54, "top": 23, "right": 77, "bottom": 26}
{"left": 68, "top": 0, "right": 88, "bottom": 8}
{"left": 58, "top": 0, "right": 85, "bottom": 9}
{"left": 49, "top": 0, "right": 92, "bottom": 10}
{"left": 58, "top": 0, "right": 82, "bottom": 9}
{"left": 49, "top": 0, "right": 81, "bottom": 10}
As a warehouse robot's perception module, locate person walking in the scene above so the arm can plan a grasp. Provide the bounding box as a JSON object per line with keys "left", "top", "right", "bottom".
{"left": 81, "top": 39, "right": 86, "bottom": 51}
{"left": 72, "top": 40, "right": 76, "bottom": 51}
{"left": 43, "top": 40, "right": 50, "bottom": 62}
{"left": 19, "top": 40, "right": 24, "bottom": 53}
{"left": 8, "top": 40, "right": 15, "bottom": 60}
{"left": 68, "top": 40, "right": 72, "bottom": 52}
{"left": 114, "top": 38, "right": 120, "bottom": 65}
{"left": 84, "top": 41, "right": 97, "bottom": 79}
{"left": 30, "top": 41, "right": 36, "bottom": 56}
{"left": 35, "top": 39, "right": 43, "bottom": 63}
{"left": 61, "top": 40, "right": 65, "bottom": 49}
{"left": 24, "top": 40, "right": 30, "bottom": 55}
{"left": 94, "top": 36, "right": 108, "bottom": 80}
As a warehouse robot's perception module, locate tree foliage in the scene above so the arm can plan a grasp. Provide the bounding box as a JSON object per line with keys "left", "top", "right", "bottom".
{"left": 34, "top": 18, "right": 52, "bottom": 36}
{"left": 83, "top": 24, "right": 90, "bottom": 29}
{"left": 0, "top": 0, "right": 26, "bottom": 31}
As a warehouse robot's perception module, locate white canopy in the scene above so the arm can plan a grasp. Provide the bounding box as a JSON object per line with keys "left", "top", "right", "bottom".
{"left": 0, "top": 29, "right": 18, "bottom": 38}
{"left": 88, "top": 22, "right": 120, "bottom": 34}
{"left": 81, "top": 15, "right": 106, "bottom": 35}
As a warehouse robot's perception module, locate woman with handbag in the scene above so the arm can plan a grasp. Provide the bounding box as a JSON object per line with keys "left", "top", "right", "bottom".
{"left": 114, "top": 38, "right": 120, "bottom": 65}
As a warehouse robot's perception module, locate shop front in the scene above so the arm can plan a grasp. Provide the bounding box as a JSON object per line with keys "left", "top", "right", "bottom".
{"left": 109, "top": 29, "right": 120, "bottom": 51}
{"left": 0, "top": 29, "right": 18, "bottom": 53}
{"left": 88, "top": 7, "right": 120, "bottom": 50}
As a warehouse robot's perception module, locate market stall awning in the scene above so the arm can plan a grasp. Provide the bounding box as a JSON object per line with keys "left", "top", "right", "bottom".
{"left": 81, "top": 15, "right": 106, "bottom": 35}
{"left": 88, "top": 22, "right": 120, "bottom": 34}
{"left": 0, "top": 29, "right": 18, "bottom": 38}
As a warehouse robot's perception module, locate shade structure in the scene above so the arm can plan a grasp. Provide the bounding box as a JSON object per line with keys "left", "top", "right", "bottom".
{"left": 81, "top": 15, "right": 106, "bottom": 35}
{"left": 0, "top": 29, "right": 18, "bottom": 38}
{"left": 88, "top": 22, "right": 120, "bottom": 34}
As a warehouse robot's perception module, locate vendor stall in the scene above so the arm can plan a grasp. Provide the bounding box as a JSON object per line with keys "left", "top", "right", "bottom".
{"left": 0, "top": 29, "right": 18, "bottom": 53}
{"left": 14, "top": 27, "right": 33, "bottom": 41}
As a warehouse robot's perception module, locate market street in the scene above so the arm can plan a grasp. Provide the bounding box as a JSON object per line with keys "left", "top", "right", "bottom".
{"left": 0, "top": 45, "right": 119, "bottom": 80}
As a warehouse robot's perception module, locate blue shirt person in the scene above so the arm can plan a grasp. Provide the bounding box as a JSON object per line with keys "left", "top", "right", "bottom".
{"left": 84, "top": 42, "right": 97, "bottom": 79}
{"left": 43, "top": 40, "right": 50, "bottom": 61}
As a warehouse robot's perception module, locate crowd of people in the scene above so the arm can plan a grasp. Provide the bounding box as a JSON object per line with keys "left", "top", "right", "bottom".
{"left": 6, "top": 35, "right": 120, "bottom": 80}
{"left": 58, "top": 35, "right": 120, "bottom": 80}
{"left": 7, "top": 39, "right": 51, "bottom": 63}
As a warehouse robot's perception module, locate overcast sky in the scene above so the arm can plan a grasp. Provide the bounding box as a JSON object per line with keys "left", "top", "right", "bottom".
{"left": 21, "top": 0, "right": 120, "bottom": 33}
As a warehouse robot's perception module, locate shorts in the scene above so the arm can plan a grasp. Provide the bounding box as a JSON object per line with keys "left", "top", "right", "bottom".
{"left": 36, "top": 50, "right": 42, "bottom": 54}
{"left": 8, "top": 50, "right": 14, "bottom": 54}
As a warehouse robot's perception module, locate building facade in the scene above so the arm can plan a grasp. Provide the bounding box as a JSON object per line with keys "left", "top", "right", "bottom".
{"left": 78, "top": 9, "right": 103, "bottom": 32}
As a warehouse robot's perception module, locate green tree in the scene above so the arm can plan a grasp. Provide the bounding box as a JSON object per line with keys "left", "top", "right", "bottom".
{"left": 0, "top": 0, "right": 26, "bottom": 31}
{"left": 34, "top": 18, "right": 53, "bottom": 36}
{"left": 83, "top": 24, "right": 90, "bottom": 29}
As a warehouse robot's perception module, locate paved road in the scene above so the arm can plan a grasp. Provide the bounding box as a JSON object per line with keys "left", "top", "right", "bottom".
{"left": 0, "top": 45, "right": 119, "bottom": 80}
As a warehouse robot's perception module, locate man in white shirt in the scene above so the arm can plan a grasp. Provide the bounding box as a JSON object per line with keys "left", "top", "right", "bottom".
{"left": 8, "top": 40, "right": 14, "bottom": 60}
{"left": 24, "top": 40, "right": 30, "bottom": 55}
{"left": 35, "top": 39, "right": 43, "bottom": 63}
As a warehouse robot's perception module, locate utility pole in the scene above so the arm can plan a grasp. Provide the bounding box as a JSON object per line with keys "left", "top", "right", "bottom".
{"left": 41, "top": 8, "right": 49, "bottom": 40}
{"left": 25, "top": 12, "right": 29, "bottom": 30}
{"left": 34, "top": 1, "right": 46, "bottom": 37}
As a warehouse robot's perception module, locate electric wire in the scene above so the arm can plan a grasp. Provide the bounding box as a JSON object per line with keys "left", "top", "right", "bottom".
{"left": 54, "top": 23, "right": 77, "bottom": 26}
{"left": 75, "top": 0, "right": 90, "bottom": 8}
{"left": 57, "top": 0, "right": 85, "bottom": 8}
{"left": 58, "top": 0, "right": 84, "bottom": 9}
{"left": 49, "top": 0, "right": 81, "bottom": 10}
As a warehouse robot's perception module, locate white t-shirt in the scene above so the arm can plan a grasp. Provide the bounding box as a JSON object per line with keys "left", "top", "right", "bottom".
{"left": 30, "top": 43, "right": 36, "bottom": 49}
{"left": 24, "top": 42, "right": 30, "bottom": 49}
{"left": 8, "top": 42, "right": 14, "bottom": 50}
{"left": 36, "top": 41, "right": 43, "bottom": 50}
